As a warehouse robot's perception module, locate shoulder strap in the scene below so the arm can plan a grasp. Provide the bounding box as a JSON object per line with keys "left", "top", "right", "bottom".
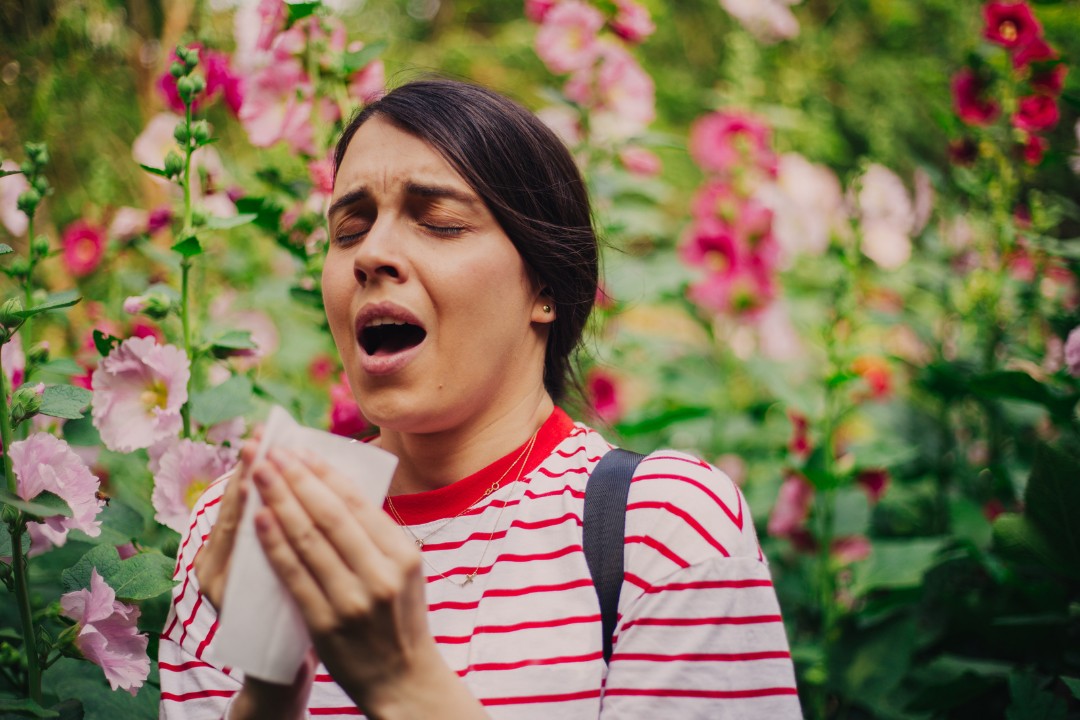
{"left": 583, "top": 447, "right": 646, "bottom": 665}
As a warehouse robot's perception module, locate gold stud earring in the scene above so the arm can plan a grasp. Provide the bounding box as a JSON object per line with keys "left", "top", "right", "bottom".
{"left": 543, "top": 305, "right": 552, "bottom": 313}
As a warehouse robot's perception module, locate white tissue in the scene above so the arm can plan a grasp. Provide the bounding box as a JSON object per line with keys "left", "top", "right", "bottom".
{"left": 210, "top": 405, "right": 398, "bottom": 684}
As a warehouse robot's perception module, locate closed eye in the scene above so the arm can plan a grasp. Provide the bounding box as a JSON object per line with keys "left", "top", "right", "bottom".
{"left": 423, "top": 224, "right": 466, "bottom": 237}
{"left": 335, "top": 230, "right": 367, "bottom": 246}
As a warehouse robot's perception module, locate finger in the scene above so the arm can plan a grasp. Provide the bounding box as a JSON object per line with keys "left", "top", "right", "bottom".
{"left": 238, "top": 425, "right": 265, "bottom": 468}
{"left": 271, "top": 448, "right": 408, "bottom": 587}
{"left": 293, "top": 448, "right": 420, "bottom": 566}
{"left": 252, "top": 507, "right": 339, "bottom": 639}
{"left": 253, "top": 454, "right": 371, "bottom": 605}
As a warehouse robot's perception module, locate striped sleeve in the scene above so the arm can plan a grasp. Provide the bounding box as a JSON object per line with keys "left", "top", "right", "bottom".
{"left": 159, "top": 475, "right": 244, "bottom": 720}
{"left": 600, "top": 450, "right": 802, "bottom": 719}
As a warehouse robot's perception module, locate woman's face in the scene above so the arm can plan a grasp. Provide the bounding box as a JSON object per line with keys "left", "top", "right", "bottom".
{"left": 323, "top": 115, "right": 552, "bottom": 434}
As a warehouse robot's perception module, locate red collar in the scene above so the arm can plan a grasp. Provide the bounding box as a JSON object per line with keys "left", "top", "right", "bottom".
{"left": 382, "top": 407, "right": 576, "bottom": 525}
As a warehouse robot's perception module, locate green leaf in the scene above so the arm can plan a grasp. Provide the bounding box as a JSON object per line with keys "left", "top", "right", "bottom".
{"left": 209, "top": 330, "right": 258, "bottom": 351}
{"left": 831, "top": 488, "right": 871, "bottom": 537}
{"left": 43, "top": 658, "right": 157, "bottom": 720}
{"left": 0, "top": 698, "right": 59, "bottom": 717}
{"left": 37, "top": 358, "right": 84, "bottom": 377}
{"left": 39, "top": 385, "right": 93, "bottom": 420}
{"left": 14, "top": 295, "right": 82, "bottom": 320}
{"left": 204, "top": 213, "right": 256, "bottom": 231}
{"left": 92, "top": 330, "right": 120, "bottom": 357}
{"left": 170, "top": 235, "right": 203, "bottom": 258}
{"left": 343, "top": 40, "right": 388, "bottom": 72}
{"left": 62, "top": 545, "right": 177, "bottom": 602}
{"left": 992, "top": 513, "right": 1076, "bottom": 577}
{"left": 849, "top": 538, "right": 947, "bottom": 596}
{"left": 1023, "top": 443, "right": 1080, "bottom": 577}
{"left": 62, "top": 414, "right": 101, "bottom": 447}
{"left": 614, "top": 406, "right": 710, "bottom": 436}
{"left": 138, "top": 163, "right": 171, "bottom": 178}
{"left": 286, "top": 0, "right": 319, "bottom": 22}
{"left": 0, "top": 489, "right": 73, "bottom": 518}
{"left": 45, "top": 700, "right": 83, "bottom": 720}
{"left": 1062, "top": 677, "right": 1080, "bottom": 700}
{"left": 0, "top": 521, "right": 29, "bottom": 558}
{"left": 1060, "top": 93, "right": 1080, "bottom": 113}
{"left": 0, "top": 244, "right": 12, "bottom": 255}
{"left": 1006, "top": 673, "right": 1066, "bottom": 720}
{"left": 68, "top": 500, "right": 145, "bottom": 547}
{"left": 234, "top": 197, "right": 284, "bottom": 232}
{"left": 289, "top": 286, "right": 323, "bottom": 308}
{"left": 969, "top": 371, "right": 1077, "bottom": 418}
{"left": 191, "top": 374, "right": 254, "bottom": 427}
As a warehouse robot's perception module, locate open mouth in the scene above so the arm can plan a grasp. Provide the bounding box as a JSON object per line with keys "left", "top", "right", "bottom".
{"left": 360, "top": 320, "right": 427, "bottom": 356}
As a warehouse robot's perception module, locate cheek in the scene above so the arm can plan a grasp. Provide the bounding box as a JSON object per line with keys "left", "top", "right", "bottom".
{"left": 322, "top": 251, "right": 355, "bottom": 341}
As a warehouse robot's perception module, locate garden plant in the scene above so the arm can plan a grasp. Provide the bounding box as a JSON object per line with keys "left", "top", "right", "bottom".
{"left": 0, "top": 0, "right": 1078, "bottom": 716}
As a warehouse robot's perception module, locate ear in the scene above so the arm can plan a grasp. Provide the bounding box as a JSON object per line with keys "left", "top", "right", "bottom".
{"left": 531, "top": 290, "right": 555, "bottom": 324}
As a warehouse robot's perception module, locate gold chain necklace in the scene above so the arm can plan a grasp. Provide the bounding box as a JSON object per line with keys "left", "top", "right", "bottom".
{"left": 386, "top": 431, "right": 538, "bottom": 587}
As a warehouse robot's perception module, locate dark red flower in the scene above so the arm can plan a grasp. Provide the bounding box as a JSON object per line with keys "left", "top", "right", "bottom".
{"left": 982, "top": 498, "right": 1005, "bottom": 522}
{"left": 1030, "top": 63, "right": 1068, "bottom": 96}
{"left": 586, "top": 368, "right": 624, "bottom": 424}
{"left": 1021, "top": 134, "right": 1049, "bottom": 165}
{"left": 951, "top": 68, "right": 1000, "bottom": 127}
{"left": 856, "top": 469, "right": 891, "bottom": 503}
{"left": 1012, "top": 37, "right": 1058, "bottom": 69}
{"left": 948, "top": 137, "right": 980, "bottom": 166}
{"left": 1012, "top": 94, "right": 1060, "bottom": 132}
{"left": 982, "top": 1, "right": 1042, "bottom": 50}
{"left": 787, "top": 409, "right": 812, "bottom": 458}
{"left": 1013, "top": 204, "right": 1032, "bottom": 229}
{"left": 147, "top": 205, "right": 173, "bottom": 235}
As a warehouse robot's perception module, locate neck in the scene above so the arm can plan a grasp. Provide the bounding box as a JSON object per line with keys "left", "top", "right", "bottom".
{"left": 379, "top": 385, "right": 555, "bottom": 496}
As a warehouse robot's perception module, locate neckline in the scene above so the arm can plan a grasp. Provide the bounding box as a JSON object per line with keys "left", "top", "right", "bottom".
{"left": 382, "top": 407, "right": 576, "bottom": 526}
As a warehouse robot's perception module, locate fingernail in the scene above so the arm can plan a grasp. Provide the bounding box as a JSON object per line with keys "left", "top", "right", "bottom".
{"left": 253, "top": 467, "right": 270, "bottom": 488}
{"left": 255, "top": 512, "right": 272, "bottom": 533}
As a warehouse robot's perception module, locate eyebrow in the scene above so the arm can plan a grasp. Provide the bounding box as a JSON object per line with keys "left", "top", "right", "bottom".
{"left": 327, "top": 182, "right": 478, "bottom": 219}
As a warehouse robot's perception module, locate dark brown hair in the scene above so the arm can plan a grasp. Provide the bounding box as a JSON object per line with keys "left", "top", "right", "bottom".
{"left": 333, "top": 78, "right": 599, "bottom": 402}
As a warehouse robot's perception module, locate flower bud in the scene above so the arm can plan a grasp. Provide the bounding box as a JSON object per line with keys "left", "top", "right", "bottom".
{"left": 27, "top": 341, "right": 49, "bottom": 364}
{"left": 8, "top": 257, "right": 29, "bottom": 278}
{"left": 16, "top": 188, "right": 40, "bottom": 215}
{"left": 184, "top": 47, "right": 200, "bottom": 70}
{"left": 25, "top": 142, "right": 48, "bottom": 168}
{"left": 0, "top": 563, "right": 10, "bottom": 582}
{"left": 0, "top": 505, "right": 18, "bottom": 525}
{"left": 123, "top": 296, "right": 147, "bottom": 314}
{"left": 10, "top": 382, "right": 46, "bottom": 427}
{"left": 189, "top": 74, "right": 206, "bottom": 95}
{"left": 19, "top": 161, "right": 33, "bottom": 176}
{"left": 32, "top": 175, "right": 48, "bottom": 195}
{"left": 138, "top": 292, "right": 173, "bottom": 320}
{"left": 169, "top": 61, "right": 186, "bottom": 78}
{"left": 191, "top": 207, "right": 208, "bottom": 227}
{"left": 173, "top": 123, "right": 190, "bottom": 145}
{"left": 191, "top": 120, "right": 211, "bottom": 145}
{"left": 31, "top": 234, "right": 49, "bottom": 258}
{"left": 176, "top": 75, "right": 195, "bottom": 101}
{"left": 164, "top": 151, "right": 184, "bottom": 178}
{"left": 0, "top": 298, "right": 24, "bottom": 330}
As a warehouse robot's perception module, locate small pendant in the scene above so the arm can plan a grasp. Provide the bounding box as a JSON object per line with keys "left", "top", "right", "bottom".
{"left": 415, "top": 539, "right": 424, "bottom": 549}
{"left": 463, "top": 573, "right": 475, "bottom": 585}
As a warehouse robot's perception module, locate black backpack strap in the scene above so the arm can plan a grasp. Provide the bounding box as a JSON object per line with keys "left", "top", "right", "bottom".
{"left": 583, "top": 447, "right": 646, "bottom": 664}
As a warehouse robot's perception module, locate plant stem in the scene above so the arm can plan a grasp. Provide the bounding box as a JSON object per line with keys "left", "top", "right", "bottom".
{"left": 11, "top": 525, "right": 40, "bottom": 703}
{"left": 181, "top": 257, "right": 191, "bottom": 439}
{"left": 20, "top": 214, "right": 34, "bottom": 359}
{"left": 0, "top": 347, "right": 16, "bottom": 494}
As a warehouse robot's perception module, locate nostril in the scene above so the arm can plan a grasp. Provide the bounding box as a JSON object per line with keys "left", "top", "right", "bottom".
{"left": 355, "top": 269, "right": 368, "bottom": 284}
{"left": 380, "top": 265, "right": 399, "bottom": 279}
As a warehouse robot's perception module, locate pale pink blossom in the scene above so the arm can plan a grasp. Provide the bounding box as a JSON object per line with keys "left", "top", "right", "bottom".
{"left": 238, "top": 58, "right": 316, "bottom": 155}
{"left": 10, "top": 433, "right": 104, "bottom": 553}
{"left": 201, "top": 192, "right": 237, "bottom": 219}
{"left": 831, "top": 535, "right": 871, "bottom": 564}
{"left": 534, "top": 1, "right": 604, "bottom": 75}
{"left": 115, "top": 543, "right": 138, "bottom": 560}
{"left": 60, "top": 568, "right": 150, "bottom": 696}
{"left": 720, "top": 0, "right": 802, "bottom": 45}
{"left": 2, "top": 331, "right": 25, "bottom": 389}
{"left": 122, "top": 296, "right": 147, "bottom": 315}
{"left": 308, "top": 158, "right": 335, "bottom": 196}
{"left": 347, "top": 58, "right": 386, "bottom": 104}
{"left": 1044, "top": 334, "right": 1064, "bottom": 374}
{"left": 131, "top": 113, "right": 183, "bottom": 181}
{"left": 611, "top": 0, "right": 656, "bottom": 44}
{"left": 755, "top": 153, "right": 845, "bottom": 262}
{"left": 689, "top": 110, "right": 777, "bottom": 178}
{"left": 255, "top": 0, "right": 287, "bottom": 53}
{"left": 1065, "top": 326, "right": 1080, "bottom": 377}
{"left": 0, "top": 159, "right": 30, "bottom": 237}
{"left": 108, "top": 207, "right": 148, "bottom": 241}
{"left": 620, "top": 147, "right": 662, "bottom": 176}
{"left": 912, "top": 167, "right": 934, "bottom": 235}
{"left": 91, "top": 337, "right": 190, "bottom": 453}
{"left": 146, "top": 437, "right": 174, "bottom": 476}
{"left": 858, "top": 164, "right": 914, "bottom": 270}
{"left": 205, "top": 416, "right": 246, "bottom": 447}
{"left": 767, "top": 472, "right": 814, "bottom": 537}
{"left": 756, "top": 302, "right": 801, "bottom": 361}
{"left": 537, "top": 106, "right": 584, "bottom": 147}
{"left": 152, "top": 439, "right": 238, "bottom": 533}
{"left": 590, "top": 43, "right": 656, "bottom": 138}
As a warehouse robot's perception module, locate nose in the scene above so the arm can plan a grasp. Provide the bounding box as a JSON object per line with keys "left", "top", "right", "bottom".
{"left": 352, "top": 215, "right": 408, "bottom": 287}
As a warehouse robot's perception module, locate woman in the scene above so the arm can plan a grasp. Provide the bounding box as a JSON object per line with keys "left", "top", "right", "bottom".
{"left": 159, "top": 79, "right": 802, "bottom": 719}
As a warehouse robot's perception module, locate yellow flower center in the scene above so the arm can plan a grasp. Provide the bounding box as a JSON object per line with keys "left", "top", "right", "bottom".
{"left": 186, "top": 477, "right": 212, "bottom": 509}
{"left": 140, "top": 381, "right": 169, "bottom": 412}
{"left": 1000, "top": 21, "right": 1017, "bottom": 42}
{"left": 705, "top": 251, "right": 730, "bottom": 273}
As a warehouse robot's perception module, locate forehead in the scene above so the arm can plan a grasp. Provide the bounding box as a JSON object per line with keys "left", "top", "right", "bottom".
{"left": 332, "top": 115, "right": 473, "bottom": 201}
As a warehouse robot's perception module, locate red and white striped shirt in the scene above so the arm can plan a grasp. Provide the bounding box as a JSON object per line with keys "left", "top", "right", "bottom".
{"left": 159, "top": 407, "right": 802, "bottom": 718}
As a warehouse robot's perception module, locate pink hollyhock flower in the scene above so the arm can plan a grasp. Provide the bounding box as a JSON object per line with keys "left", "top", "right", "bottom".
{"left": 592, "top": 43, "right": 656, "bottom": 137}
{"left": 912, "top": 168, "right": 934, "bottom": 235}
{"left": 2, "top": 331, "right": 25, "bottom": 389}
{"left": 347, "top": 58, "right": 386, "bottom": 104}
{"left": 714, "top": 453, "right": 747, "bottom": 487}
{"left": 720, "top": 0, "right": 801, "bottom": 45}
{"left": 1012, "top": 37, "right": 1057, "bottom": 69}
{"left": 851, "top": 355, "right": 893, "bottom": 401}
{"left": 115, "top": 542, "right": 138, "bottom": 560}
{"left": 254, "top": 0, "right": 287, "bottom": 52}
{"left": 1022, "top": 134, "right": 1049, "bottom": 166}
{"left": 537, "top": 106, "right": 583, "bottom": 147}
{"left": 239, "top": 57, "right": 316, "bottom": 155}
{"left": 681, "top": 219, "right": 740, "bottom": 272}
{"left": 0, "top": 159, "right": 30, "bottom": 237}
{"left": 308, "top": 158, "right": 335, "bottom": 196}
{"left": 157, "top": 43, "right": 207, "bottom": 114}
{"left": 1031, "top": 63, "right": 1068, "bottom": 96}
{"left": 328, "top": 372, "right": 370, "bottom": 437}
{"left": 756, "top": 153, "right": 845, "bottom": 260}
{"left": 10, "top": 433, "right": 104, "bottom": 552}
{"left": 147, "top": 205, "right": 173, "bottom": 235}
{"left": 689, "top": 111, "right": 777, "bottom": 177}
{"left": 611, "top": 0, "right": 655, "bottom": 44}
{"left": 131, "top": 113, "right": 182, "bottom": 185}
{"left": 982, "top": 1, "right": 1041, "bottom": 50}
{"left": 857, "top": 164, "right": 914, "bottom": 270}
{"left": 122, "top": 296, "right": 147, "bottom": 314}
{"left": 62, "top": 220, "right": 107, "bottom": 277}
{"left": 59, "top": 568, "right": 150, "bottom": 696}
{"left": 768, "top": 472, "right": 814, "bottom": 537}
{"left": 831, "top": 535, "right": 871, "bottom": 565}
{"left": 1012, "top": 94, "right": 1059, "bottom": 132}
{"left": 534, "top": 1, "right": 604, "bottom": 75}
{"left": 756, "top": 302, "right": 801, "bottom": 361}
{"left": 151, "top": 439, "right": 238, "bottom": 533}
{"left": 307, "top": 353, "right": 335, "bottom": 384}
{"left": 526, "top": 0, "right": 558, "bottom": 23}
{"left": 787, "top": 409, "right": 811, "bottom": 457}
{"left": 204, "top": 50, "right": 245, "bottom": 115}
{"left": 91, "top": 337, "right": 190, "bottom": 453}
{"left": 586, "top": 368, "right": 623, "bottom": 423}
{"left": 1064, "top": 326, "right": 1080, "bottom": 377}
{"left": 129, "top": 317, "right": 166, "bottom": 344}
{"left": 619, "top": 147, "right": 662, "bottom": 177}
{"left": 205, "top": 416, "right": 246, "bottom": 447}
{"left": 951, "top": 68, "right": 1000, "bottom": 127}
{"left": 687, "top": 263, "right": 775, "bottom": 317}
{"left": 855, "top": 469, "right": 890, "bottom": 503}
{"left": 108, "top": 207, "right": 148, "bottom": 241}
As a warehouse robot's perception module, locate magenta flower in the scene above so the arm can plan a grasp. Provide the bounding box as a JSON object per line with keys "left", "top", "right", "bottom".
{"left": 1022, "top": 134, "right": 1049, "bottom": 166}
{"left": 525, "top": 0, "right": 558, "bottom": 23}
{"left": 619, "top": 147, "right": 662, "bottom": 177}
{"left": 831, "top": 535, "right": 872, "bottom": 565}
{"left": 0, "top": 159, "right": 30, "bottom": 237}
{"left": 238, "top": 57, "right": 316, "bottom": 155}
{"left": 687, "top": 263, "right": 775, "bottom": 317}
{"left": 60, "top": 568, "right": 150, "bottom": 696}
{"left": 855, "top": 469, "right": 891, "bottom": 503}
{"left": 347, "top": 57, "right": 386, "bottom": 104}
{"left": 1030, "top": 64, "right": 1068, "bottom": 96}
{"left": 1064, "top": 326, "right": 1080, "bottom": 377}
{"left": 91, "top": 337, "right": 190, "bottom": 453}
{"left": 204, "top": 50, "right": 246, "bottom": 115}
{"left": 534, "top": 1, "right": 604, "bottom": 75}
{"left": 10, "top": 433, "right": 104, "bottom": 552}
{"left": 689, "top": 110, "right": 777, "bottom": 177}
{"left": 982, "top": 0, "right": 1041, "bottom": 50}
{"left": 767, "top": 472, "right": 814, "bottom": 538}
{"left": 950, "top": 68, "right": 1000, "bottom": 127}
{"left": 586, "top": 368, "right": 623, "bottom": 423}
{"left": 1012, "top": 37, "right": 1058, "bottom": 69}
{"left": 62, "top": 220, "right": 107, "bottom": 277}
{"left": 2, "top": 331, "right": 25, "bottom": 389}
{"left": 328, "top": 372, "right": 370, "bottom": 437}
{"left": 1011, "top": 94, "right": 1060, "bottom": 132}
{"left": 611, "top": 0, "right": 656, "bottom": 44}
{"left": 151, "top": 439, "right": 238, "bottom": 533}
{"left": 307, "top": 158, "right": 335, "bottom": 196}
{"left": 255, "top": 0, "right": 287, "bottom": 52}
{"left": 147, "top": 205, "right": 173, "bottom": 235}
{"left": 157, "top": 43, "right": 207, "bottom": 114}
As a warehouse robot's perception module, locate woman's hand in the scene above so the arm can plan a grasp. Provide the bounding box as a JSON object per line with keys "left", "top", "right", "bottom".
{"left": 228, "top": 649, "right": 317, "bottom": 720}
{"left": 249, "top": 447, "right": 488, "bottom": 720}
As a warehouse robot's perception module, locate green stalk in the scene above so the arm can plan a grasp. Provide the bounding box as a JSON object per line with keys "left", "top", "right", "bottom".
{"left": 179, "top": 100, "right": 194, "bottom": 440}
{"left": 20, "top": 214, "right": 34, "bottom": 358}
{"left": 0, "top": 348, "right": 16, "bottom": 493}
